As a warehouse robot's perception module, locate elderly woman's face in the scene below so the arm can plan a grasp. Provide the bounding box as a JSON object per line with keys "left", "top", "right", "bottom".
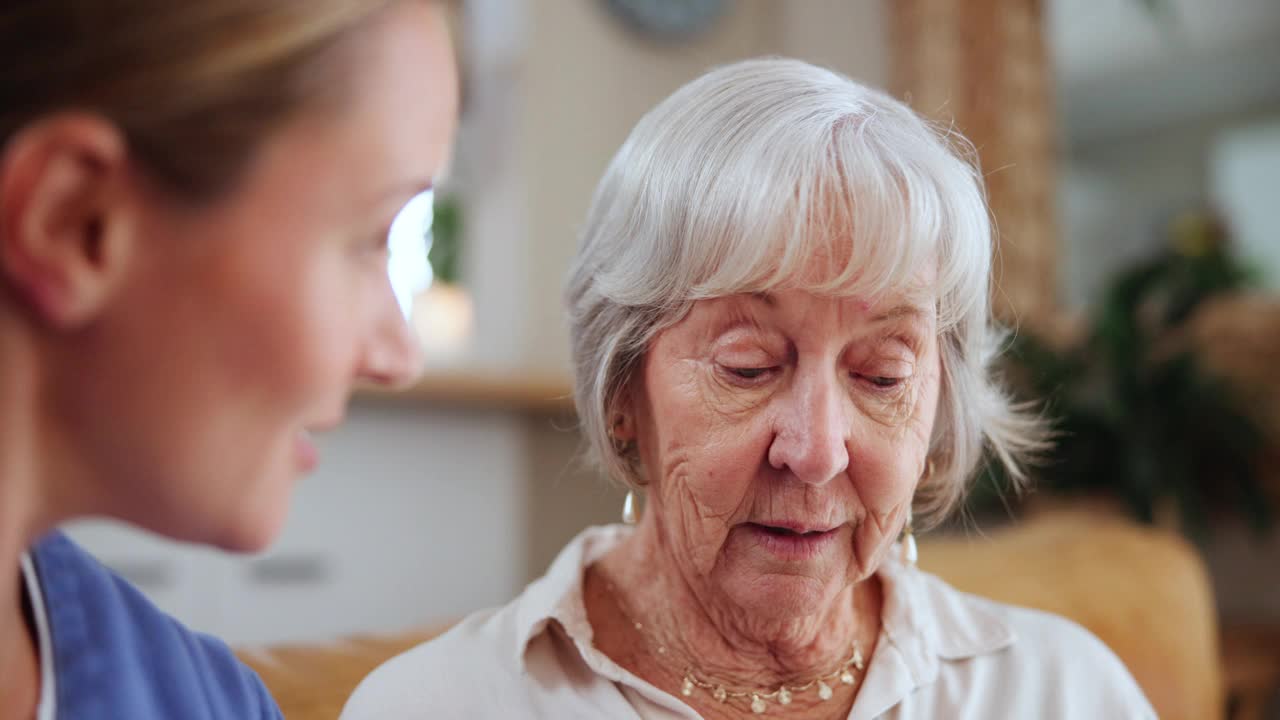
{"left": 627, "top": 286, "right": 940, "bottom": 618}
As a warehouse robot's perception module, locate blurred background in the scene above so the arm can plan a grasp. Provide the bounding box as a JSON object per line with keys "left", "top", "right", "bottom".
{"left": 65, "top": 0, "right": 1280, "bottom": 717}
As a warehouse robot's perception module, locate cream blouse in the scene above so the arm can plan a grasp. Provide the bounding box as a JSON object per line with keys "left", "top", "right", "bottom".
{"left": 342, "top": 525, "right": 1156, "bottom": 719}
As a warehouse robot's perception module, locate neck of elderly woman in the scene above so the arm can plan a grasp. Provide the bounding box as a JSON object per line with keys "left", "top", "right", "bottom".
{"left": 592, "top": 517, "right": 881, "bottom": 690}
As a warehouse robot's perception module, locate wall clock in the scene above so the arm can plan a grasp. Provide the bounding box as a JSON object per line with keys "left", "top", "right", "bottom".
{"left": 601, "top": 0, "right": 729, "bottom": 43}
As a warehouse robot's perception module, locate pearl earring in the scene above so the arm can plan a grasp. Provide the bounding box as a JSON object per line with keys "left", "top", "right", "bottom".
{"left": 901, "top": 460, "right": 935, "bottom": 566}
{"left": 622, "top": 490, "right": 639, "bottom": 525}
{"left": 901, "top": 507, "right": 917, "bottom": 566}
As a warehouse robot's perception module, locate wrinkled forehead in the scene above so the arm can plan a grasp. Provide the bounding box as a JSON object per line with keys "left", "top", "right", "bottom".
{"left": 684, "top": 282, "right": 939, "bottom": 336}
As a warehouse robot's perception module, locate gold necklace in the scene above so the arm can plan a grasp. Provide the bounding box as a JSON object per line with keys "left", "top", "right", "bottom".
{"left": 677, "top": 643, "right": 865, "bottom": 714}
{"left": 607, "top": 583, "right": 866, "bottom": 715}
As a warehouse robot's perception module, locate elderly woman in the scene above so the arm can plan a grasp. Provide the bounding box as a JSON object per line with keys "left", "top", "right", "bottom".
{"left": 0, "top": 2, "right": 455, "bottom": 717}
{"left": 344, "top": 58, "right": 1154, "bottom": 718}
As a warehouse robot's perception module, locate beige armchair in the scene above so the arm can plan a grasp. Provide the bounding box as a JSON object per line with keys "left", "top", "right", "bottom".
{"left": 919, "top": 506, "right": 1222, "bottom": 720}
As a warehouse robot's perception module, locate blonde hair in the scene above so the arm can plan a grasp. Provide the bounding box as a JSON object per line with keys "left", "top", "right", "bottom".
{"left": 0, "top": 0, "right": 408, "bottom": 198}
{"left": 566, "top": 58, "right": 1045, "bottom": 526}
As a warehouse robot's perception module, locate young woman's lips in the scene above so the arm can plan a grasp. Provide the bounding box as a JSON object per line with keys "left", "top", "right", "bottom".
{"left": 294, "top": 430, "right": 319, "bottom": 473}
{"left": 745, "top": 523, "right": 840, "bottom": 561}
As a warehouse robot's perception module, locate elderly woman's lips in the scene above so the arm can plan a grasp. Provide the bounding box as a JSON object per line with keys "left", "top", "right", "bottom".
{"left": 744, "top": 523, "right": 840, "bottom": 561}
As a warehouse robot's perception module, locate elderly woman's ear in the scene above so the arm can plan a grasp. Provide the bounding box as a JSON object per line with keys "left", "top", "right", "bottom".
{"left": 609, "top": 411, "right": 636, "bottom": 444}
{"left": 609, "top": 408, "right": 641, "bottom": 477}
{"left": 608, "top": 377, "right": 640, "bottom": 448}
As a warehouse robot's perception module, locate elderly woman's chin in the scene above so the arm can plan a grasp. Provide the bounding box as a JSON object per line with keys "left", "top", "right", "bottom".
{"left": 717, "top": 522, "right": 861, "bottom": 619}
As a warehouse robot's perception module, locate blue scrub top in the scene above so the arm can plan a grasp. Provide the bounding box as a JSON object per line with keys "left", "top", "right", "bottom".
{"left": 24, "top": 530, "right": 283, "bottom": 720}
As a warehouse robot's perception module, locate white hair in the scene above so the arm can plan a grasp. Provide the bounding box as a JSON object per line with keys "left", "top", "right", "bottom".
{"left": 565, "top": 57, "right": 1044, "bottom": 525}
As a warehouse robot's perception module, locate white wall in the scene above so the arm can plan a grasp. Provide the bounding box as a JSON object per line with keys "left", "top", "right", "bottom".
{"left": 1059, "top": 106, "right": 1280, "bottom": 308}
{"left": 1050, "top": 0, "right": 1280, "bottom": 306}
{"left": 1058, "top": 125, "right": 1209, "bottom": 307}
{"left": 1212, "top": 119, "right": 1280, "bottom": 288}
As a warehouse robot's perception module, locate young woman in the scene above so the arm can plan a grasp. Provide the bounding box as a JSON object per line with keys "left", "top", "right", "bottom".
{"left": 0, "top": 1, "right": 458, "bottom": 717}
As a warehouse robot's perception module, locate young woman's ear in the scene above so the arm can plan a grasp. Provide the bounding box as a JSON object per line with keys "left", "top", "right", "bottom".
{"left": 0, "top": 114, "right": 134, "bottom": 328}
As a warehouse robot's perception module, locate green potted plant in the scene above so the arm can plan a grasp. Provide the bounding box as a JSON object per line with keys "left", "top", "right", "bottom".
{"left": 972, "top": 212, "right": 1273, "bottom": 543}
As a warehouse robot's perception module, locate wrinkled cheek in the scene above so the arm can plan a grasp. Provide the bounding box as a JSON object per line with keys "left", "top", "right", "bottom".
{"left": 849, "top": 504, "right": 907, "bottom": 576}
{"left": 668, "top": 422, "right": 767, "bottom": 521}
{"left": 655, "top": 437, "right": 757, "bottom": 574}
{"left": 852, "top": 453, "right": 917, "bottom": 519}
{"left": 846, "top": 450, "right": 919, "bottom": 573}
{"left": 687, "top": 455, "right": 754, "bottom": 512}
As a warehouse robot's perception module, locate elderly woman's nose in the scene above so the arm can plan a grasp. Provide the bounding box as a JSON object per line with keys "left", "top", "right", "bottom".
{"left": 766, "top": 372, "right": 851, "bottom": 484}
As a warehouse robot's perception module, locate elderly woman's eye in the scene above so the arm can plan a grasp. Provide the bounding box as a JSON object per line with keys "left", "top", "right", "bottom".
{"left": 861, "top": 374, "right": 905, "bottom": 389}
{"left": 726, "top": 366, "right": 774, "bottom": 381}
